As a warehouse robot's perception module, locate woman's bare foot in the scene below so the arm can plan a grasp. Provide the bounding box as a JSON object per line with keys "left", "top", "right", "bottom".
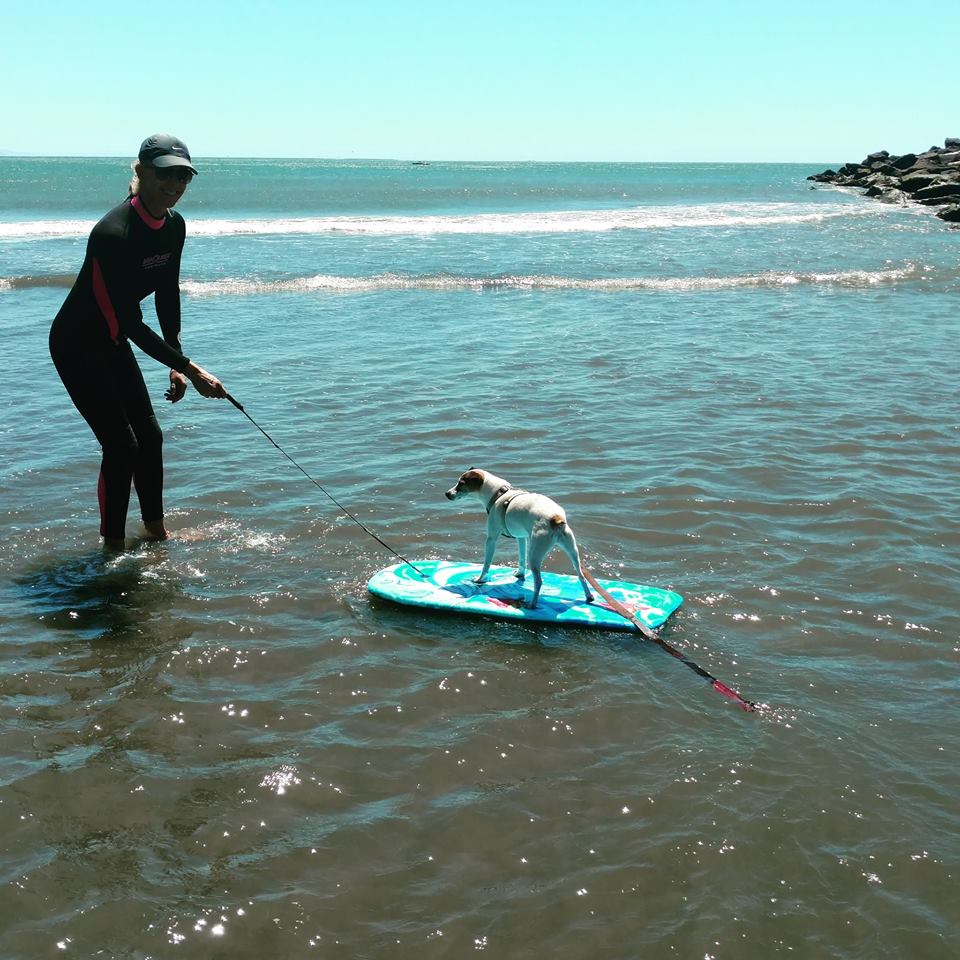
{"left": 103, "top": 537, "right": 126, "bottom": 552}
{"left": 142, "top": 519, "right": 169, "bottom": 541}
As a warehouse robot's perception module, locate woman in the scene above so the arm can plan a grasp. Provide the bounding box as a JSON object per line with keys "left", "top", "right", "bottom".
{"left": 49, "top": 133, "right": 227, "bottom": 550}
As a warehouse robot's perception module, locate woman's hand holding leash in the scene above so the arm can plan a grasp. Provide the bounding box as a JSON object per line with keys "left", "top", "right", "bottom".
{"left": 184, "top": 362, "right": 227, "bottom": 399}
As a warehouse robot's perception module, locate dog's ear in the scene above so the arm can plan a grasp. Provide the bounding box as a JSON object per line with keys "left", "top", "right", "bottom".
{"left": 460, "top": 469, "right": 485, "bottom": 491}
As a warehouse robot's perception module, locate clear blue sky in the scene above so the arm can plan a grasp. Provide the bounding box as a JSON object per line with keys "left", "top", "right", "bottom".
{"left": 4, "top": 0, "right": 957, "bottom": 162}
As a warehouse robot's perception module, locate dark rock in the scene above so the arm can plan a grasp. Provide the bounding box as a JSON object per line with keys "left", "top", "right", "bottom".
{"left": 906, "top": 155, "right": 947, "bottom": 171}
{"left": 945, "top": 138, "right": 960, "bottom": 150}
{"left": 863, "top": 150, "right": 890, "bottom": 164}
{"left": 891, "top": 153, "right": 917, "bottom": 170}
{"left": 807, "top": 170, "right": 838, "bottom": 182}
{"left": 919, "top": 196, "right": 960, "bottom": 206}
{"left": 936, "top": 204, "right": 960, "bottom": 222}
{"left": 862, "top": 175, "right": 901, "bottom": 199}
{"left": 915, "top": 181, "right": 960, "bottom": 200}
{"left": 900, "top": 173, "right": 942, "bottom": 193}
{"left": 877, "top": 189, "right": 909, "bottom": 205}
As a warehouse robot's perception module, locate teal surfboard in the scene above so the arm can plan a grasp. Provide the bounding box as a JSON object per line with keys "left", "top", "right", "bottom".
{"left": 368, "top": 560, "right": 683, "bottom": 631}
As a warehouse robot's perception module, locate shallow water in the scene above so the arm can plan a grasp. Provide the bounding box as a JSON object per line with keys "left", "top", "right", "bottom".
{"left": 1, "top": 159, "right": 958, "bottom": 958}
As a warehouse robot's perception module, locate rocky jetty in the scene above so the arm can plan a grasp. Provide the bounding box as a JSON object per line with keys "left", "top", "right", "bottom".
{"left": 808, "top": 137, "right": 960, "bottom": 223}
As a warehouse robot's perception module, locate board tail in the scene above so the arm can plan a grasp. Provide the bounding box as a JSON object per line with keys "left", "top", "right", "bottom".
{"left": 581, "top": 566, "right": 658, "bottom": 640}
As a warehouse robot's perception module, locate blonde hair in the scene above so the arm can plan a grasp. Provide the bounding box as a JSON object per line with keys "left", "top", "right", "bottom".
{"left": 128, "top": 161, "right": 141, "bottom": 197}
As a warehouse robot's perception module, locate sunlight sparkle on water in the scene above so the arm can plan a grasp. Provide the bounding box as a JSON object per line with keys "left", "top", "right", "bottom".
{"left": 260, "top": 765, "right": 301, "bottom": 794}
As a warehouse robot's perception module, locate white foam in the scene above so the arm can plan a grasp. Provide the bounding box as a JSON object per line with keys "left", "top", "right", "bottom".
{"left": 0, "top": 219, "right": 94, "bottom": 239}
{"left": 179, "top": 264, "right": 924, "bottom": 298}
{"left": 184, "top": 203, "right": 862, "bottom": 237}
{"left": 0, "top": 202, "right": 869, "bottom": 241}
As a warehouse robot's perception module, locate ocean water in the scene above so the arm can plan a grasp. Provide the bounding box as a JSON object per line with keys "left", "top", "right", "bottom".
{"left": 1, "top": 158, "right": 958, "bottom": 959}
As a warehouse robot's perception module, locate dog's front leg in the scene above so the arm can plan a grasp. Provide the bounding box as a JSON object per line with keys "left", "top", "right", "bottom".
{"left": 474, "top": 532, "right": 498, "bottom": 584}
{"left": 514, "top": 538, "right": 527, "bottom": 581}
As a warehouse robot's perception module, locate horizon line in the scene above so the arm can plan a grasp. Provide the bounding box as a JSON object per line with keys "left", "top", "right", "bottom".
{"left": 0, "top": 153, "right": 840, "bottom": 166}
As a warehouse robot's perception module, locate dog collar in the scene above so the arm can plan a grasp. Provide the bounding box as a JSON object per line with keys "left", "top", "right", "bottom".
{"left": 486, "top": 484, "right": 512, "bottom": 513}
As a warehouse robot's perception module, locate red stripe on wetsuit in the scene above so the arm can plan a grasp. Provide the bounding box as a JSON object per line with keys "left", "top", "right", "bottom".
{"left": 92, "top": 197, "right": 166, "bottom": 344}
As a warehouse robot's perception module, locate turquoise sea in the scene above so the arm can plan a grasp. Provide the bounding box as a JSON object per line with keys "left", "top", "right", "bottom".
{"left": 1, "top": 157, "right": 958, "bottom": 958}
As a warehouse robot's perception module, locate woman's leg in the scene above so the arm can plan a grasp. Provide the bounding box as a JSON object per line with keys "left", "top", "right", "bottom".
{"left": 119, "top": 364, "right": 166, "bottom": 536}
{"left": 51, "top": 338, "right": 163, "bottom": 543}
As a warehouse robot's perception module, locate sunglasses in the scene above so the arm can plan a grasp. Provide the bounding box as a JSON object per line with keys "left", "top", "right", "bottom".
{"left": 153, "top": 167, "right": 194, "bottom": 184}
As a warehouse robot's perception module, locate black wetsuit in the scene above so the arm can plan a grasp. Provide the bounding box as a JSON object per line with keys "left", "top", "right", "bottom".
{"left": 49, "top": 195, "right": 192, "bottom": 540}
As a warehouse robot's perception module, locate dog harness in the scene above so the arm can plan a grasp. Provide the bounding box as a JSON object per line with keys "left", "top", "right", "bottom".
{"left": 485, "top": 484, "right": 530, "bottom": 539}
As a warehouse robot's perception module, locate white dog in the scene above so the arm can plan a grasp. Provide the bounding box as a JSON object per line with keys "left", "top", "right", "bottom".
{"left": 445, "top": 468, "right": 594, "bottom": 609}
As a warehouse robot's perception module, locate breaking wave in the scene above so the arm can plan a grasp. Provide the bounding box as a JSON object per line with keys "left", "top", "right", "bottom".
{"left": 1, "top": 264, "right": 935, "bottom": 296}
{"left": 0, "top": 201, "right": 873, "bottom": 241}
{"left": 178, "top": 265, "right": 929, "bottom": 296}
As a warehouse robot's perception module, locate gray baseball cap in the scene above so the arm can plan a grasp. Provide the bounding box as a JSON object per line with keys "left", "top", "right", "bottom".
{"left": 138, "top": 134, "right": 198, "bottom": 174}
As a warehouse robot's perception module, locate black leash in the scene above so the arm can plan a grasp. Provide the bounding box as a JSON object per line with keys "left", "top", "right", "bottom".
{"left": 225, "top": 393, "right": 427, "bottom": 577}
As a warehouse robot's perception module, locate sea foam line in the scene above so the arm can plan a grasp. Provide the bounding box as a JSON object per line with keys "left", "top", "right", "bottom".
{"left": 177, "top": 265, "right": 925, "bottom": 297}
{"left": 3, "top": 265, "right": 931, "bottom": 296}
{"left": 0, "top": 202, "right": 869, "bottom": 241}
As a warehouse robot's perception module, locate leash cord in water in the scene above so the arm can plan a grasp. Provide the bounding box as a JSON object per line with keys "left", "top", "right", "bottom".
{"left": 227, "top": 393, "right": 752, "bottom": 708}
{"left": 581, "top": 562, "right": 756, "bottom": 712}
{"left": 226, "top": 393, "right": 427, "bottom": 577}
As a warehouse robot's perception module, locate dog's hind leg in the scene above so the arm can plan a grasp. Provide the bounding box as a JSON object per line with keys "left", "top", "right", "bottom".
{"left": 525, "top": 535, "right": 553, "bottom": 608}
{"left": 559, "top": 527, "right": 594, "bottom": 603}
{"left": 514, "top": 538, "right": 527, "bottom": 581}
{"left": 529, "top": 567, "right": 544, "bottom": 608}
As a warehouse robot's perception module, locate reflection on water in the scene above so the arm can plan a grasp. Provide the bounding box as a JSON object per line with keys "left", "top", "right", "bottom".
{"left": 15, "top": 546, "right": 188, "bottom": 644}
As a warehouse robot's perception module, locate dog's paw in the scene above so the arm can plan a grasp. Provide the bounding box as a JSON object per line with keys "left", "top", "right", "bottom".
{"left": 513, "top": 571, "right": 526, "bottom": 581}
{"left": 472, "top": 576, "right": 487, "bottom": 585}
{"left": 585, "top": 593, "right": 595, "bottom": 604}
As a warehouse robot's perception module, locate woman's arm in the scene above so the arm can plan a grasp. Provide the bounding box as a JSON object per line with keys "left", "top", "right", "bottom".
{"left": 155, "top": 218, "right": 184, "bottom": 354}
